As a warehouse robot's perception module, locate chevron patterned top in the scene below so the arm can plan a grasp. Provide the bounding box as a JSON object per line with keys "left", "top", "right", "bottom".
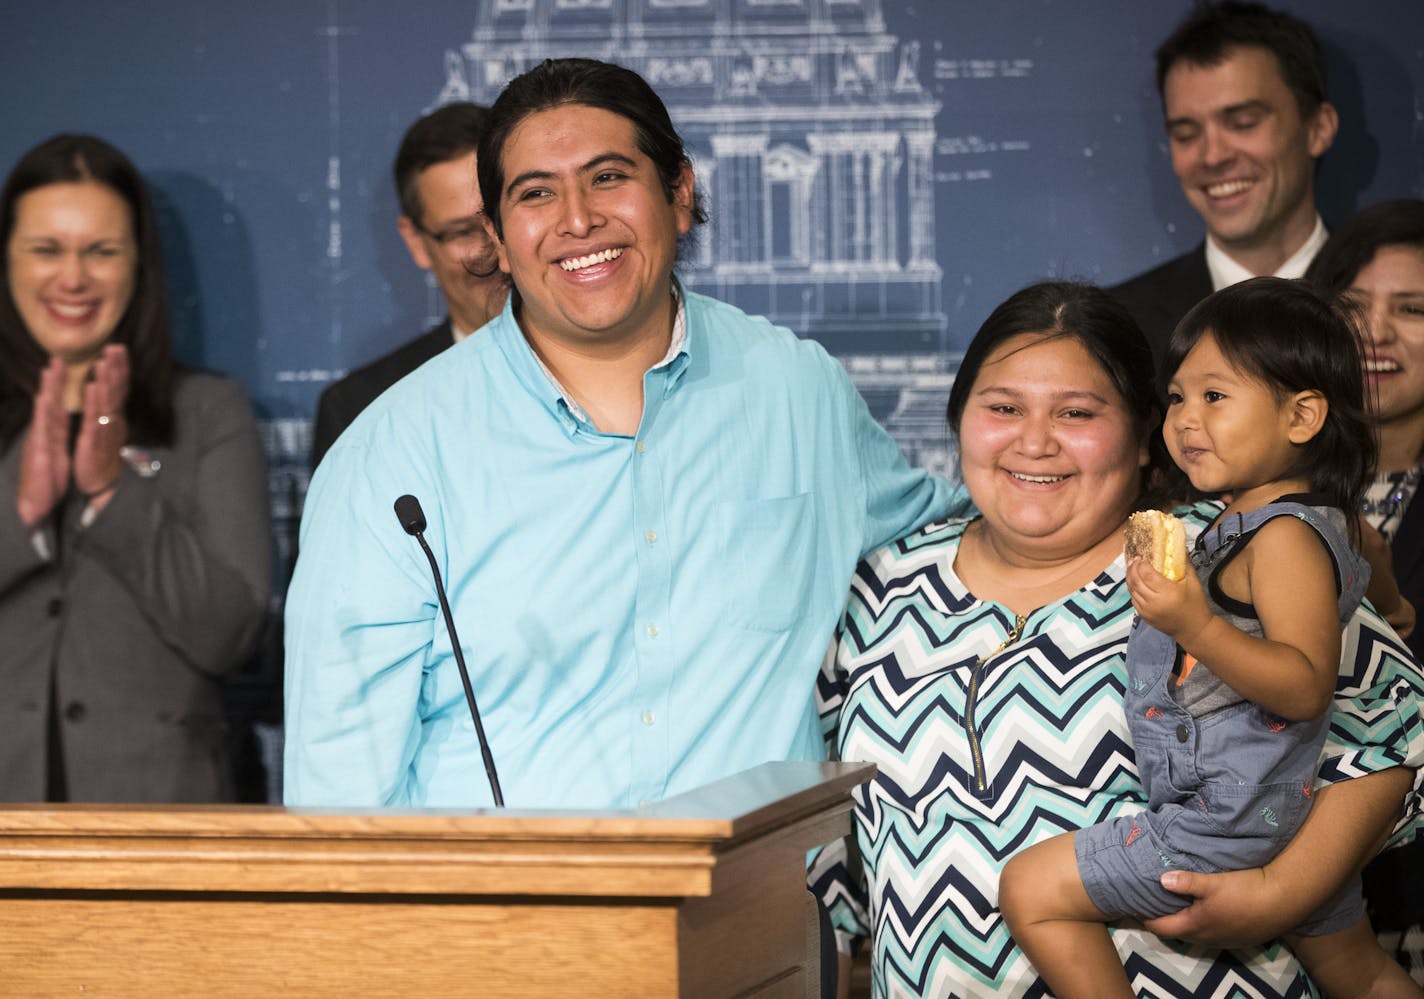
{"left": 810, "top": 504, "right": 1424, "bottom": 999}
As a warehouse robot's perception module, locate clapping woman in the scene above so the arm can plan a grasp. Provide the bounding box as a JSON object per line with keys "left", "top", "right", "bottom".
{"left": 0, "top": 134, "right": 270, "bottom": 802}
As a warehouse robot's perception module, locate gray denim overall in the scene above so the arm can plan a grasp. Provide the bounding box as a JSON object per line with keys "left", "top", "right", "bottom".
{"left": 1076, "top": 499, "right": 1369, "bottom": 932}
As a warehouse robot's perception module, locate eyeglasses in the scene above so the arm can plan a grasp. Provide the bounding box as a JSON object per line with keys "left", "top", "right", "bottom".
{"left": 414, "top": 218, "right": 493, "bottom": 254}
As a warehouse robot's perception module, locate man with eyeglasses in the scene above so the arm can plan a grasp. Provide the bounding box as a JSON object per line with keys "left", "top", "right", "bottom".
{"left": 311, "top": 102, "right": 508, "bottom": 468}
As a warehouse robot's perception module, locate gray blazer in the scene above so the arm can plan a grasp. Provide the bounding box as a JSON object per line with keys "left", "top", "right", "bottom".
{"left": 0, "top": 372, "right": 271, "bottom": 802}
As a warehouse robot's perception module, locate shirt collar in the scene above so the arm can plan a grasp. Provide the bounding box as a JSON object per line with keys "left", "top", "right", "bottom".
{"left": 522, "top": 282, "right": 691, "bottom": 429}
{"left": 663, "top": 281, "right": 689, "bottom": 366}
{"left": 1205, "top": 215, "right": 1327, "bottom": 291}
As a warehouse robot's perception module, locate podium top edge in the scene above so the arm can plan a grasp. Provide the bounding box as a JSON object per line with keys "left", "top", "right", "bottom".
{"left": 0, "top": 761, "right": 874, "bottom": 846}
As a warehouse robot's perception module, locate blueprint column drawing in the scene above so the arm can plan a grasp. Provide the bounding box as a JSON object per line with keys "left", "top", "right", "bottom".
{"left": 904, "top": 129, "right": 936, "bottom": 267}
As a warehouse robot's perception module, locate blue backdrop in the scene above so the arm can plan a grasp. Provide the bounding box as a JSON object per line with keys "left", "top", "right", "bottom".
{"left": 6, "top": 0, "right": 1423, "bottom": 586}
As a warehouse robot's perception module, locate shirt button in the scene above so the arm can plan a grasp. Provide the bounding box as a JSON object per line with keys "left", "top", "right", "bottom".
{"left": 636, "top": 440, "right": 647, "bottom": 454}
{"left": 64, "top": 701, "right": 87, "bottom": 723}
{"left": 1176, "top": 724, "right": 1189, "bottom": 742}
{"left": 642, "top": 711, "right": 656, "bottom": 726}
{"left": 47, "top": 597, "right": 64, "bottom": 618}
{"left": 646, "top": 624, "right": 659, "bottom": 638}
{"left": 644, "top": 530, "right": 657, "bottom": 544}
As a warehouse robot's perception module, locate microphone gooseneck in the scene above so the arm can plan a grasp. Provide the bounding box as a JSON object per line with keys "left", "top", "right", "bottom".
{"left": 392, "top": 494, "right": 504, "bottom": 806}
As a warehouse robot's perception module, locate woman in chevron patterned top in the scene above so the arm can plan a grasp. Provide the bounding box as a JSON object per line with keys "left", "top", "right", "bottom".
{"left": 810, "top": 281, "right": 1424, "bottom": 999}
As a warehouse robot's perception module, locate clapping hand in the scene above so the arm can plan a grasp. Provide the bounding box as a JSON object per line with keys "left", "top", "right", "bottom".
{"left": 15, "top": 345, "right": 129, "bottom": 529}
{"left": 71, "top": 344, "right": 129, "bottom": 500}
{"left": 16, "top": 357, "right": 69, "bottom": 530}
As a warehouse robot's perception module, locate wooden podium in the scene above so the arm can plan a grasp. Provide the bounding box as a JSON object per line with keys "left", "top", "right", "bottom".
{"left": 0, "top": 761, "right": 871, "bottom": 997}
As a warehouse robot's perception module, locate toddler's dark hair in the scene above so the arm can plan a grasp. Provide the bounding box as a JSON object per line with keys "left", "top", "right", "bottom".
{"left": 1163, "top": 276, "right": 1375, "bottom": 520}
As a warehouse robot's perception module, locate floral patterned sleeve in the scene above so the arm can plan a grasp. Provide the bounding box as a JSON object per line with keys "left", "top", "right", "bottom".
{"left": 808, "top": 628, "right": 873, "bottom": 956}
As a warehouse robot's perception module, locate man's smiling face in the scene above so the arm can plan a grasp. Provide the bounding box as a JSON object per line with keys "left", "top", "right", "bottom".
{"left": 491, "top": 102, "right": 694, "bottom": 356}
{"left": 1163, "top": 44, "right": 1335, "bottom": 260}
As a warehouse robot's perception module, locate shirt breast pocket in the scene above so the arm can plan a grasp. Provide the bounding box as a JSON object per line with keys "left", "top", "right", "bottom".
{"left": 713, "top": 494, "right": 814, "bottom": 633}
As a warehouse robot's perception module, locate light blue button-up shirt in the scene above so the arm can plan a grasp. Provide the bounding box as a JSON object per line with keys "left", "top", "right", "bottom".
{"left": 284, "top": 288, "right": 961, "bottom": 807}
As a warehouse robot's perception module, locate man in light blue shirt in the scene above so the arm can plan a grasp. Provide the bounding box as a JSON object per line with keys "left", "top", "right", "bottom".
{"left": 283, "top": 57, "right": 960, "bottom": 809}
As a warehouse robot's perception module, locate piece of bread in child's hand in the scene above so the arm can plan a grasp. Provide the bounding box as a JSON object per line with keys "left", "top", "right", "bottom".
{"left": 1126, "top": 510, "right": 1187, "bottom": 581}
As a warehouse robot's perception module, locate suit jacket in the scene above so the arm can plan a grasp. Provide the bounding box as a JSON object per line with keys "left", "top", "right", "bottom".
{"left": 1109, "top": 243, "right": 1212, "bottom": 369}
{"left": 311, "top": 321, "right": 453, "bottom": 469}
{"left": 0, "top": 373, "right": 271, "bottom": 802}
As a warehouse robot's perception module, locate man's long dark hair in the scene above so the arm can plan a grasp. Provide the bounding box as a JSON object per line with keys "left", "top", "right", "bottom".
{"left": 0, "top": 134, "right": 175, "bottom": 447}
{"left": 476, "top": 58, "right": 708, "bottom": 241}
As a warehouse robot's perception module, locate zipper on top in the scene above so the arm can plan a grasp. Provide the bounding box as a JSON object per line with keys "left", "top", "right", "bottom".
{"left": 965, "top": 612, "right": 1027, "bottom": 796}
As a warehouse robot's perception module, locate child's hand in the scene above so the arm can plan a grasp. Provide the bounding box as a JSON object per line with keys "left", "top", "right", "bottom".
{"left": 1126, "top": 557, "right": 1213, "bottom": 645}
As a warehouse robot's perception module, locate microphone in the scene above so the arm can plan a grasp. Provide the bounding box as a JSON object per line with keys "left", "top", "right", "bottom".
{"left": 393, "top": 493, "right": 504, "bottom": 806}
{"left": 394, "top": 493, "right": 426, "bottom": 535}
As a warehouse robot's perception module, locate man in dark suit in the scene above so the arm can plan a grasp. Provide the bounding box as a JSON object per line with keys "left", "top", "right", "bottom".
{"left": 1111, "top": 2, "right": 1338, "bottom": 360}
{"left": 311, "top": 103, "right": 508, "bottom": 467}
